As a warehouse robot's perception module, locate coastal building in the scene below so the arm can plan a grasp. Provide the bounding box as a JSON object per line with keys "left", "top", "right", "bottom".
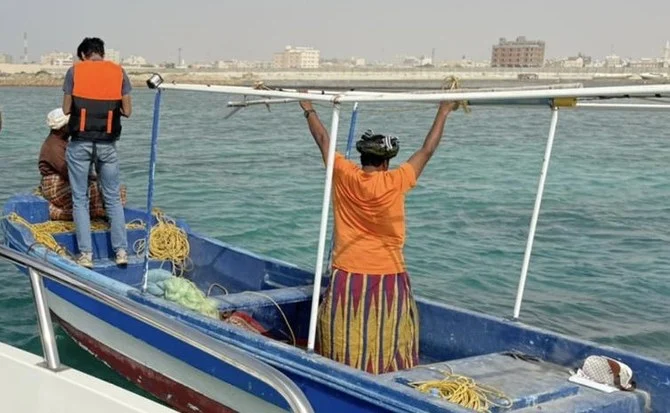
{"left": 40, "top": 52, "right": 74, "bottom": 66}
{"left": 605, "top": 54, "right": 623, "bottom": 68}
{"left": 629, "top": 58, "right": 664, "bottom": 70}
{"left": 0, "top": 53, "right": 12, "bottom": 64}
{"left": 106, "top": 49, "right": 121, "bottom": 64}
{"left": 562, "top": 56, "right": 584, "bottom": 68}
{"left": 663, "top": 41, "right": 670, "bottom": 68}
{"left": 190, "top": 62, "right": 214, "bottom": 69}
{"left": 216, "top": 60, "right": 272, "bottom": 69}
{"left": 122, "top": 55, "right": 148, "bottom": 66}
{"left": 272, "top": 46, "right": 320, "bottom": 69}
{"left": 491, "top": 36, "right": 545, "bottom": 68}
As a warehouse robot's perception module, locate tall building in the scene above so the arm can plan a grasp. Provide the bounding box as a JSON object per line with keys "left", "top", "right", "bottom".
{"left": 491, "top": 36, "right": 545, "bottom": 68}
{"left": 272, "top": 46, "right": 320, "bottom": 69}
{"left": 0, "top": 53, "right": 13, "bottom": 64}
{"left": 664, "top": 40, "right": 670, "bottom": 68}
{"left": 106, "top": 48, "right": 121, "bottom": 63}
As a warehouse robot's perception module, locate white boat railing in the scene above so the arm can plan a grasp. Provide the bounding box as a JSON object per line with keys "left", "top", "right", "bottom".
{"left": 0, "top": 245, "right": 314, "bottom": 413}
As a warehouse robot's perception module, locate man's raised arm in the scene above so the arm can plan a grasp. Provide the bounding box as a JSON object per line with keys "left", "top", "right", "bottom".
{"left": 299, "top": 99, "right": 330, "bottom": 163}
{"left": 407, "top": 101, "right": 458, "bottom": 179}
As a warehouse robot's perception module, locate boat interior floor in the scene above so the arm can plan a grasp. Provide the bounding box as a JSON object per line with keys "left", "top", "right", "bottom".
{"left": 137, "top": 285, "right": 650, "bottom": 413}
{"left": 385, "top": 353, "right": 648, "bottom": 412}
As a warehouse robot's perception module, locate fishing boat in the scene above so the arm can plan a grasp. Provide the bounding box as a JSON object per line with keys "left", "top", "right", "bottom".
{"left": 591, "top": 73, "right": 633, "bottom": 80}
{"left": 639, "top": 73, "right": 669, "bottom": 81}
{"left": 2, "top": 79, "right": 670, "bottom": 413}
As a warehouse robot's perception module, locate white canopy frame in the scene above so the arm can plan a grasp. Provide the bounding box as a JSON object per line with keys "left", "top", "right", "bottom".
{"left": 151, "top": 79, "right": 670, "bottom": 351}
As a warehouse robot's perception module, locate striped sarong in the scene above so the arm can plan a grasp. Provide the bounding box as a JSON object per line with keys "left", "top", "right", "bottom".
{"left": 40, "top": 174, "right": 127, "bottom": 221}
{"left": 317, "top": 269, "right": 419, "bottom": 375}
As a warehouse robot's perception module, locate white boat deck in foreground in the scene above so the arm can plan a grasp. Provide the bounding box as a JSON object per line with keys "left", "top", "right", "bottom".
{"left": 0, "top": 341, "right": 176, "bottom": 413}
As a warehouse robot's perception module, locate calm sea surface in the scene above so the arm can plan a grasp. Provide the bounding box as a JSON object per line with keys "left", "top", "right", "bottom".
{"left": 0, "top": 87, "right": 668, "bottom": 396}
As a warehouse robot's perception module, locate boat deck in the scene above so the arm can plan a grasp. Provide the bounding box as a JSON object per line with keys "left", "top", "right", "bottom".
{"left": 0, "top": 341, "right": 176, "bottom": 413}
{"left": 384, "top": 353, "right": 647, "bottom": 412}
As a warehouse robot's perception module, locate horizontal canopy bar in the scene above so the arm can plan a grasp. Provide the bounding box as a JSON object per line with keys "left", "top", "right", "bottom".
{"left": 157, "top": 81, "right": 670, "bottom": 105}
{"left": 575, "top": 102, "right": 670, "bottom": 111}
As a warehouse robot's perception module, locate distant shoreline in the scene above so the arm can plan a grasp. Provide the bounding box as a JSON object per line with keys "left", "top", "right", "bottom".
{"left": 1, "top": 69, "right": 667, "bottom": 90}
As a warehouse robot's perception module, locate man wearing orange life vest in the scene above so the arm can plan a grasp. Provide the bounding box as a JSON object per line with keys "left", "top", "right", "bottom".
{"left": 300, "top": 98, "right": 458, "bottom": 374}
{"left": 62, "top": 37, "right": 132, "bottom": 268}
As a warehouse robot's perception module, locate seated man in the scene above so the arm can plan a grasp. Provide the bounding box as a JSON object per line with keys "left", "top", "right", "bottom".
{"left": 300, "top": 99, "right": 458, "bottom": 374}
{"left": 38, "top": 108, "right": 127, "bottom": 221}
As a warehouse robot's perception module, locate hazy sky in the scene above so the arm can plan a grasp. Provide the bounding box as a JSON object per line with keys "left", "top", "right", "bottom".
{"left": 1, "top": 0, "right": 669, "bottom": 63}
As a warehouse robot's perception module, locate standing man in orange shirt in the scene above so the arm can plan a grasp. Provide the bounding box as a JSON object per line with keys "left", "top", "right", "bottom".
{"left": 300, "top": 99, "right": 458, "bottom": 374}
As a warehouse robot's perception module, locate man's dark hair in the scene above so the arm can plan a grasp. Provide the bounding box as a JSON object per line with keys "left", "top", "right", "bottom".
{"left": 77, "top": 37, "right": 105, "bottom": 59}
{"left": 360, "top": 153, "right": 387, "bottom": 167}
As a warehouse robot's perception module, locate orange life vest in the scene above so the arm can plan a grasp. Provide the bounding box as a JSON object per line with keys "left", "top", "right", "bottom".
{"left": 68, "top": 60, "right": 124, "bottom": 142}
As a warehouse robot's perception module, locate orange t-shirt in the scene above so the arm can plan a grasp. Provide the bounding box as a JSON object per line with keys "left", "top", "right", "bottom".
{"left": 331, "top": 153, "right": 417, "bottom": 274}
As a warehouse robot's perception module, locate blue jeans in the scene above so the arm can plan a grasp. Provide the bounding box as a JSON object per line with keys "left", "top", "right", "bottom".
{"left": 66, "top": 141, "right": 128, "bottom": 254}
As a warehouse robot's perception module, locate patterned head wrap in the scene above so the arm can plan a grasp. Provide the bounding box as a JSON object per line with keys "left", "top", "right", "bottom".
{"left": 355, "top": 129, "right": 399, "bottom": 159}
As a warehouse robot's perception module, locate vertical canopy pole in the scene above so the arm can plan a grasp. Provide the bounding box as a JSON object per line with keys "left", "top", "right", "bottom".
{"left": 141, "top": 90, "right": 163, "bottom": 293}
{"left": 325, "top": 102, "right": 359, "bottom": 273}
{"left": 307, "top": 103, "right": 341, "bottom": 352}
{"left": 513, "top": 106, "right": 559, "bottom": 319}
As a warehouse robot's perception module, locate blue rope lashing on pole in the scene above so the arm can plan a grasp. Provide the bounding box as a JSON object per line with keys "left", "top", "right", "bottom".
{"left": 325, "top": 103, "right": 359, "bottom": 276}
{"left": 142, "top": 89, "right": 162, "bottom": 292}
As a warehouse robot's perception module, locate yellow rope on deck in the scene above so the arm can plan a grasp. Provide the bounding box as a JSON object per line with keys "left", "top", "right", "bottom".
{"left": 6, "top": 209, "right": 190, "bottom": 275}
{"left": 133, "top": 208, "right": 191, "bottom": 276}
{"left": 4, "top": 212, "right": 145, "bottom": 257}
{"left": 410, "top": 369, "right": 512, "bottom": 413}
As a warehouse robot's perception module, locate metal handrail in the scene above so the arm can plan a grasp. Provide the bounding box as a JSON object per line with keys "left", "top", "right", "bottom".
{"left": 0, "top": 245, "right": 313, "bottom": 413}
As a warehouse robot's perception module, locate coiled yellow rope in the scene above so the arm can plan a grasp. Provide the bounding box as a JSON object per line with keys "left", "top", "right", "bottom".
{"left": 410, "top": 369, "right": 512, "bottom": 413}
{"left": 6, "top": 208, "right": 190, "bottom": 273}
{"left": 133, "top": 208, "right": 191, "bottom": 276}
{"left": 442, "top": 75, "right": 472, "bottom": 114}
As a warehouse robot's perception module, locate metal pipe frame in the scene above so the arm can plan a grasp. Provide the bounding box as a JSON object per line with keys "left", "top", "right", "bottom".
{"left": 307, "top": 104, "right": 341, "bottom": 352}
{"left": 0, "top": 245, "right": 313, "bottom": 413}
{"left": 158, "top": 82, "right": 670, "bottom": 104}
{"left": 142, "top": 89, "right": 163, "bottom": 292}
{"left": 513, "top": 107, "right": 560, "bottom": 319}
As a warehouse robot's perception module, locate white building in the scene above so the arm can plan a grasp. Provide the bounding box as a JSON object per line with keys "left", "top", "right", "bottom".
{"left": 272, "top": 46, "right": 320, "bottom": 69}
{"left": 605, "top": 54, "right": 622, "bottom": 68}
{"left": 562, "top": 56, "right": 584, "bottom": 68}
{"left": 122, "top": 55, "right": 148, "bottom": 66}
{"left": 663, "top": 40, "right": 670, "bottom": 68}
{"left": 0, "top": 53, "right": 12, "bottom": 64}
{"left": 629, "top": 58, "right": 663, "bottom": 70}
{"left": 106, "top": 49, "right": 121, "bottom": 63}
{"left": 40, "top": 52, "right": 74, "bottom": 66}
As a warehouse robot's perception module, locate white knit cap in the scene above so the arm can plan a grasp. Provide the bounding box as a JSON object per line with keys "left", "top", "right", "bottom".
{"left": 47, "top": 108, "right": 69, "bottom": 130}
